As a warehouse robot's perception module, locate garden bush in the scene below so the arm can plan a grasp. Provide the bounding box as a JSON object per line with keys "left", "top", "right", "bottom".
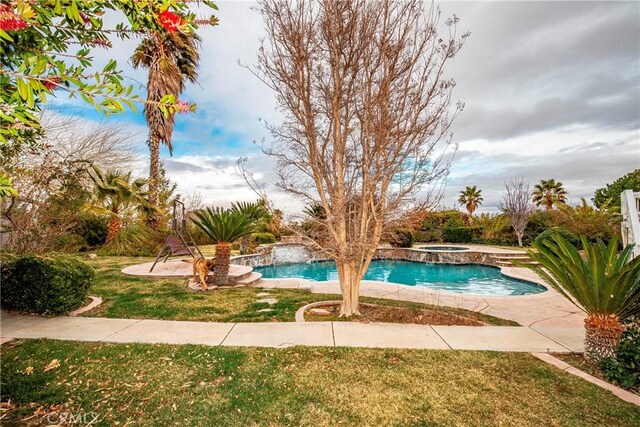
{"left": 97, "top": 225, "right": 165, "bottom": 257}
{"left": 389, "top": 228, "right": 414, "bottom": 248}
{"left": 253, "top": 232, "right": 276, "bottom": 245}
{"left": 414, "top": 229, "right": 442, "bottom": 243}
{"left": 79, "top": 215, "right": 108, "bottom": 247}
{"left": 443, "top": 226, "right": 481, "bottom": 243}
{"left": 600, "top": 321, "right": 640, "bottom": 392}
{"left": 1, "top": 254, "right": 94, "bottom": 315}
{"left": 534, "top": 227, "right": 580, "bottom": 249}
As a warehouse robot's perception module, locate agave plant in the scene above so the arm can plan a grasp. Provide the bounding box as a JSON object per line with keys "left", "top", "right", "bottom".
{"left": 524, "top": 234, "right": 640, "bottom": 363}
{"left": 191, "top": 207, "right": 258, "bottom": 286}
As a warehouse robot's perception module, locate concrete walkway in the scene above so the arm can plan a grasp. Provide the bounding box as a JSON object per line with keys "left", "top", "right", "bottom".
{"left": 1, "top": 310, "right": 581, "bottom": 352}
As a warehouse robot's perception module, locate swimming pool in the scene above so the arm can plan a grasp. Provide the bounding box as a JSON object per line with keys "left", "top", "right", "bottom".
{"left": 254, "top": 260, "right": 545, "bottom": 296}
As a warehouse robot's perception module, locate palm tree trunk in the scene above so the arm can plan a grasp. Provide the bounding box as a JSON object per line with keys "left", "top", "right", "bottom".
{"left": 147, "top": 135, "right": 160, "bottom": 229}
{"left": 106, "top": 214, "right": 121, "bottom": 243}
{"left": 213, "top": 242, "right": 231, "bottom": 286}
{"left": 584, "top": 314, "right": 623, "bottom": 363}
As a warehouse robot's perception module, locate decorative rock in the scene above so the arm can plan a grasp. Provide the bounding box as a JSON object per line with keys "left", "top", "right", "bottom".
{"left": 308, "top": 308, "right": 332, "bottom": 316}
{"left": 87, "top": 253, "right": 98, "bottom": 259}
{"left": 256, "top": 292, "right": 271, "bottom": 297}
{"left": 256, "top": 298, "right": 278, "bottom": 305}
{"left": 257, "top": 308, "right": 275, "bottom": 313}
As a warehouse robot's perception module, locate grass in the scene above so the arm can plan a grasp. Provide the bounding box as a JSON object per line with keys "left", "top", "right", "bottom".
{"left": 80, "top": 256, "right": 517, "bottom": 325}
{"left": 1, "top": 339, "right": 638, "bottom": 426}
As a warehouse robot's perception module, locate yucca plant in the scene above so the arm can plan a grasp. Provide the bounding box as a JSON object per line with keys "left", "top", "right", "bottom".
{"left": 524, "top": 234, "right": 640, "bottom": 363}
{"left": 191, "top": 207, "right": 258, "bottom": 286}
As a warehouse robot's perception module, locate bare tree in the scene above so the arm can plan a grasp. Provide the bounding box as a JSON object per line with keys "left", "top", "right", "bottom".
{"left": 1, "top": 113, "right": 140, "bottom": 253}
{"left": 499, "top": 177, "right": 533, "bottom": 247}
{"left": 248, "top": 0, "right": 467, "bottom": 315}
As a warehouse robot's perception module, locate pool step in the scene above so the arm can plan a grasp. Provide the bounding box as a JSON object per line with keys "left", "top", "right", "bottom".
{"left": 491, "top": 253, "right": 538, "bottom": 267}
{"left": 236, "top": 272, "right": 263, "bottom": 287}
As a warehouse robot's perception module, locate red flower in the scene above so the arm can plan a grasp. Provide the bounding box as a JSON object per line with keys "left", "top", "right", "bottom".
{"left": 0, "top": 4, "right": 29, "bottom": 31}
{"left": 42, "top": 77, "right": 61, "bottom": 91}
{"left": 158, "top": 10, "right": 183, "bottom": 32}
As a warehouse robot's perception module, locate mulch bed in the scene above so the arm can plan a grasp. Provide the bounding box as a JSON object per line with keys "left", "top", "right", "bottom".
{"left": 305, "top": 302, "right": 485, "bottom": 326}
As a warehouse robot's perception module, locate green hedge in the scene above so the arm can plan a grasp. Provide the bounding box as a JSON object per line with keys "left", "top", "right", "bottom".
{"left": 389, "top": 228, "right": 414, "bottom": 248}
{"left": 442, "top": 226, "right": 481, "bottom": 243}
{"left": 253, "top": 232, "right": 276, "bottom": 245}
{"left": 414, "top": 229, "right": 442, "bottom": 243}
{"left": 1, "top": 255, "right": 94, "bottom": 315}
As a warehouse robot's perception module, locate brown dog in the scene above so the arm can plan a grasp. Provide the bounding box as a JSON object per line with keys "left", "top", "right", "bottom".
{"left": 192, "top": 256, "right": 216, "bottom": 290}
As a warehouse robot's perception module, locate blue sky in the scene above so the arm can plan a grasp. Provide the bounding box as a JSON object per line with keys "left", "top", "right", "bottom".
{"left": 48, "top": 1, "right": 640, "bottom": 213}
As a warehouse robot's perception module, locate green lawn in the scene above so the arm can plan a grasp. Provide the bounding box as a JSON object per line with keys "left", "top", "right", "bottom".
{"left": 81, "top": 256, "right": 517, "bottom": 325}
{"left": 1, "top": 340, "right": 638, "bottom": 426}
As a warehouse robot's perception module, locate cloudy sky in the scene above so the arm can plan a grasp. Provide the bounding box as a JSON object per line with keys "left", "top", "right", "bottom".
{"left": 50, "top": 0, "right": 640, "bottom": 213}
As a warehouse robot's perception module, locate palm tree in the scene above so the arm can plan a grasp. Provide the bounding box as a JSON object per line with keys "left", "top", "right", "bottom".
{"left": 532, "top": 179, "right": 568, "bottom": 210}
{"left": 89, "top": 168, "right": 153, "bottom": 242}
{"left": 131, "top": 31, "right": 201, "bottom": 228}
{"left": 458, "top": 186, "right": 483, "bottom": 216}
{"left": 192, "top": 207, "right": 259, "bottom": 286}
{"left": 523, "top": 234, "right": 640, "bottom": 363}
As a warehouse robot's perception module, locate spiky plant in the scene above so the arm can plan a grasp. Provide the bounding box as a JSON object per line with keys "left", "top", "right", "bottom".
{"left": 131, "top": 31, "right": 201, "bottom": 228}
{"left": 191, "top": 207, "right": 258, "bottom": 286}
{"left": 532, "top": 179, "right": 567, "bottom": 210}
{"left": 524, "top": 234, "right": 640, "bottom": 363}
{"left": 458, "top": 186, "right": 483, "bottom": 216}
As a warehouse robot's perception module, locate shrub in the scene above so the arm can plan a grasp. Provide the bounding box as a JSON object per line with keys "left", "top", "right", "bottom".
{"left": 1, "top": 254, "right": 94, "bottom": 315}
{"left": 253, "top": 232, "right": 276, "bottom": 245}
{"left": 600, "top": 321, "right": 640, "bottom": 392}
{"left": 534, "top": 227, "right": 580, "bottom": 249}
{"left": 55, "top": 234, "right": 88, "bottom": 252}
{"left": 97, "top": 225, "right": 164, "bottom": 257}
{"left": 389, "top": 228, "right": 414, "bottom": 248}
{"left": 443, "top": 226, "right": 480, "bottom": 243}
{"left": 79, "top": 215, "right": 108, "bottom": 247}
{"left": 414, "top": 229, "right": 442, "bottom": 243}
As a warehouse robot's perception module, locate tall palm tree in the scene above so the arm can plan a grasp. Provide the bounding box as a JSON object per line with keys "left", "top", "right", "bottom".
{"left": 532, "top": 179, "right": 568, "bottom": 210}
{"left": 192, "top": 207, "right": 259, "bottom": 286}
{"left": 131, "top": 31, "right": 201, "bottom": 228}
{"left": 523, "top": 234, "right": 640, "bottom": 363}
{"left": 89, "top": 168, "right": 153, "bottom": 242}
{"left": 458, "top": 186, "right": 483, "bottom": 216}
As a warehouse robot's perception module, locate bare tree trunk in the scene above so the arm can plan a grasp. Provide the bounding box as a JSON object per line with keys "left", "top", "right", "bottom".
{"left": 516, "top": 233, "right": 523, "bottom": 247}
{"left": 337, "top": 262, "right": 361, "bottom": 316}
{"left": 147, "top": 135, "right": 160, "bottom": 229}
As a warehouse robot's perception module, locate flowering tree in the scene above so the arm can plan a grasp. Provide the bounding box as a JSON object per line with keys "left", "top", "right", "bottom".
{"left": 0, "top": 0, "right": 218, "bottom": 153}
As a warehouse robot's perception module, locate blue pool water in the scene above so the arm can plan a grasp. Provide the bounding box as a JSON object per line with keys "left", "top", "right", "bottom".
{"left": 254, "top": 260, "right": 545, "bottom": 296}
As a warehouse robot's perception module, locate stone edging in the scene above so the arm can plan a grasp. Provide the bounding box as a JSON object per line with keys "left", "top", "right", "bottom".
{"left": 531, "top": 353, "right": 639, "bottom": 406}
{"left": 69, "top": 296, "right": 102, "bottom": 317}
{"left": 295, "top": 300, "right": 343, "bottom": 322}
